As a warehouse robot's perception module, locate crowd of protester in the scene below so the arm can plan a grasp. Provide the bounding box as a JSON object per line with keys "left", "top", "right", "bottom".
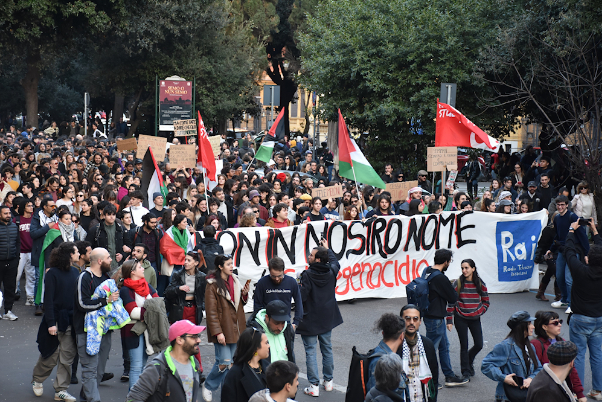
{"left": 0, "top": 124, "right": 599, "bottom": 402}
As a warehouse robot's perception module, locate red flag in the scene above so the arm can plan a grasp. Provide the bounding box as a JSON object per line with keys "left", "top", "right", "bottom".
{"left": 337, "top": 109, "right": 353, "bottom": 167}
{"left": 197, "top": 111, "right": 217, "bottom": 181}
{"left": 435, "top": 100, "right": 500, "bottom": 152}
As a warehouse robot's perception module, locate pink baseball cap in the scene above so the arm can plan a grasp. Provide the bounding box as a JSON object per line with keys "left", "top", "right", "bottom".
{"left": 168, "top": 320, "right": 206, "bottom": 342}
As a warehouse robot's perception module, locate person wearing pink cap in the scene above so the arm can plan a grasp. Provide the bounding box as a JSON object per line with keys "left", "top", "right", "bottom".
{"left": 125, "top": 320, "right": 205, "bottom": 402}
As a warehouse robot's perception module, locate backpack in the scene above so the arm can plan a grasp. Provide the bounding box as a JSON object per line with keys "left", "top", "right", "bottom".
{"left": 344, "top": 346, "right": 384, "bottom": 402}
{"left": 406, "top": 268, "right": 441, "bottom": 314}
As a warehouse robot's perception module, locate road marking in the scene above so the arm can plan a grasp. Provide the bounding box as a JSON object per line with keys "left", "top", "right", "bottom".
{"left": 298, "top": 372, "right": 347, "bottom": 393}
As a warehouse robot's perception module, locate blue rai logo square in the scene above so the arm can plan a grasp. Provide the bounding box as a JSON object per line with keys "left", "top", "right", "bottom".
{"left": 496, "top": 220, "right": 542, "bottom": 282}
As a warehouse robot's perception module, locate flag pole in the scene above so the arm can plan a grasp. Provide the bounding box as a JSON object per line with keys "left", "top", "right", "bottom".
{"left": 350, "top": 164, "right": 365, "bottom": 218}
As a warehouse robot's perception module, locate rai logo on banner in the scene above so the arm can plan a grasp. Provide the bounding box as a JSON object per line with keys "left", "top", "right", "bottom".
{"left": 496, "top": 220, "right": 542, "bottom": 282}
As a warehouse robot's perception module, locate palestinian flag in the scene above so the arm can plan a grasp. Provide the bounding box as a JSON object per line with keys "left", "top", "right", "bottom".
{"left": 35, "top": 222, "right": 62, "bottom": 304}
{"left": 160, "top": 226, "right": 192, "bottom": 266}
{"left": 140, "top": 147, "right": 167, "bottom": 209}
{"left": 255, "top": 140, "right": 275, "bottom": 163}
{"left": 338, "top": 109, "right": 387, "bottom": 189}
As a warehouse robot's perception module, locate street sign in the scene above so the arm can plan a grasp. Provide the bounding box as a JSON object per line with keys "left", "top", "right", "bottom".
{"left": 263, "top": 85, "right": 280, "bottom": 106}
{"left": 440, "top": 83, "right": 457, "bottom": 108}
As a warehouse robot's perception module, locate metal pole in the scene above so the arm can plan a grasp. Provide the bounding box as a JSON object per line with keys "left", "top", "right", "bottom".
{"left": 154, "top": 75, "right": 158, "bottom": 137}
{"left": 270, "top": 86, "right": 274, "bottom": 130}
{"left": 84, "top": 93, "right": 88, "bottom": 138}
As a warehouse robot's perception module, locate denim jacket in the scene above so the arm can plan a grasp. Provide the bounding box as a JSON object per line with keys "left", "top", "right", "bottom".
{"left": 366, "top": 340, "right": 409, "bottom": 400}
{"left": 481, "top": 338, "right": 541, "bottom": 401}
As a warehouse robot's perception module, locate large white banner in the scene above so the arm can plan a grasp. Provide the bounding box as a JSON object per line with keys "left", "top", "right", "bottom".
{"left": 211, "top": 210, "right": 547, "bottom": 301}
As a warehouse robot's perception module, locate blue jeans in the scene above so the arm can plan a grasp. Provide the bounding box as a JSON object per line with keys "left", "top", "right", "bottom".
{"left": 424, "top": 317, "right": 454, "bottom": 378}
{"left": 556, "top": 252, "right": 574, "bottom": 304}
{"left": 301, "top": 331, "right": 334, "bottom": 385}
{"left": 204, "top": 343, "right": 237, "bottom": 391}
{"left": 569, "top": 314, "right": 602, "bottom": 391}
{"left": 128, "top": 335, "right": 148, "bottom": 390}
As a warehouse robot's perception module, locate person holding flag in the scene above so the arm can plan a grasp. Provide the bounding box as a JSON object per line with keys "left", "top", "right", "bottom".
{"left": 159, "top": 214, "right": 193, "bottom": 279}
{"left": 256, "top": 107, "right": 287, "bottom": 164}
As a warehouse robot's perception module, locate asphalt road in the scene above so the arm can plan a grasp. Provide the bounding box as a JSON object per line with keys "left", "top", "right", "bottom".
{"left": 0, "top": 279, "right": 588, "bottom": 402}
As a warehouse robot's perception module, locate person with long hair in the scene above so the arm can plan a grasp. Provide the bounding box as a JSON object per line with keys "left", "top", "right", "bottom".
{"left": 31, "top": 242, "right": 80, "bottom": 402}
{"left": 202, "top": 254, "right": 250, "bottom": 401}
{"left": 482, "top": 311, "right": 541, "bottom": 402}
{"left": 221, "top": 328, "right": 270, "bottom": 402}
{"left": 572, "top": 181, "right": 597, "bottom": 235}
{"left": 530, "top": 311, "right": 586, "bottom": 401}
{"left": 447, "top": 259, "right": 490, "bottom": 379}
{"left": 343, "top": 205, "right": 360, "bottom": 220}
{"left": 117, "top": 259, "right": 159, "bottom": 390}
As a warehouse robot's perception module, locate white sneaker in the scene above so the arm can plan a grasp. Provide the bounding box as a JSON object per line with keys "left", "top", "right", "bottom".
{"left": 565, "top": 306, "right": 572, "bottom": 314}
{"left": 201, "top": 383, "right": 212, "bottom": 401}
{"left": 587, "top": 390, "right": 602, "bottom": 401}
{"left": 32, "top": 381, "right": 43, "bottom": 397}
{"left": 551, "top": 301, "right": 568, "bottom": 309}
{"left": 54, "top": 390, "right": 76, "bottom": 401}
{"left": 25, "top": 297, "right": 35, "bottom": 306}
{"left": 304, "top": 384, "right": 320, "bottom": 397}
{"left": 2, "top": 310, "right": 18, "bottom": 321}
{"left": 323, "top": 379, "right": 333, "bottom": 391}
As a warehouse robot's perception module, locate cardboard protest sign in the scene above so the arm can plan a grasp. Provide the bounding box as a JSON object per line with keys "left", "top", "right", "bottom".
{"left": 169, "top": 144, "right": 197, "bottom": 168}
{"left": 208, "top": 136, "right": 221, "bottom": 159}
{"left": 385, "top": 180, "right": 419, "bottom": 202}
{"left": 137, "top": 135, "right": 168, "bottom": 161}
{"left": 312, "top": 184, "right": 344, "bottom": 200}
{"left": 117, "top": 138, "right": 138, "bottom": 152}
{"left": 427, "top": 146, "right": 458, "bottom": 171}
{"left": 173, "top": 119, "right": 197, "bottom": 136}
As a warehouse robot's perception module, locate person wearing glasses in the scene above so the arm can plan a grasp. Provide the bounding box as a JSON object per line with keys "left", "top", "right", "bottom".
{"left": 397, "top": 305, "right": 439, "bottom": 402}
{"left": 30, "top": 197, "right": 58, "bottom": 316}
{"left": 221, "top": 327, "right": 270, "bottom": 402}
{"left": 203, "top": 254, "right": 250, "bottom": 402}
{"left": 530, "top": 311, "right": 586, "bottom": 402}
{"left": 126, "top": 320, "right": 206, "bottom": 402}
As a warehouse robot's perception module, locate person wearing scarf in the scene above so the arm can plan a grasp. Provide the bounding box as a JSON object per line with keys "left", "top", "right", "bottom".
{"left": 118, "top": 259, "right": 159, "bottom": 390}
{"left": 398, "top": 305, "right": 438, "bottom": 402}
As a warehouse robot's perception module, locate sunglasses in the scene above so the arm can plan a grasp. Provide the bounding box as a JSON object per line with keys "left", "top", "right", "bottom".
{"left": 77, "top": 194, "right": 84, "bottom": 197}
{"left": 404, "top": 316, "right": 420, "bottom": 322}
{"left": 548, "top": 319, "right": 563, "bottom": 326}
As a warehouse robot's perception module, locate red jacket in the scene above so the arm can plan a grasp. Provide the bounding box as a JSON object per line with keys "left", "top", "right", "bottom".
{"left": 530, "top": 336, "right": 584, "bottom": 399}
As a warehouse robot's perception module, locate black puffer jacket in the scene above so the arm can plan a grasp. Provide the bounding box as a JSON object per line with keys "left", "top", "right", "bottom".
{"left": 164, "top": 268, "right": 206, "bottom": 325}
{"left": 295, "top": 249, "right": 343, "bottom": 336}
{"left": 0, "top": 219, "right": 20, "bottom": 260}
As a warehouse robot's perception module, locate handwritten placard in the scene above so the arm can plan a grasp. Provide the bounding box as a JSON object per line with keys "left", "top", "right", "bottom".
{"left": 137, "top": 135, "right": 168, "bottom": 161}
{"left": 117, "top": 137, "right": 138, "bottom": 152}
{"left": 312, "top": 184, "right": 344, "bottom": 200}
{"left": 445, "top": 170, "right": 459, "bottom": 190}
{"left": 208, "top": 136, "right": 221, "bottom": 159}
{"left": 173, "top": 119, "right": 197, "bottom": 137}
{"left": 427, "top": 147, "right": 457, "bottom": 171}
{"left": 385, "top": 180, "right": 419, "bottom": 202}
{"left": 169, "top": 144, "right": 197, "bottom": 168}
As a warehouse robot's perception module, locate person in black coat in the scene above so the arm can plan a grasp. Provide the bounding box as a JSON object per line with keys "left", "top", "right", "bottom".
{"left": 192, "top": 225, "right": 224, "bottom": 274}
{"left": 295, "top": 239, "right": 343, "bottom": 396}
{"left": 222, "top": 328, "right": 270, "bottom": 402}
{"left": 164, "top": 251, "right": 206, "bottom": 325}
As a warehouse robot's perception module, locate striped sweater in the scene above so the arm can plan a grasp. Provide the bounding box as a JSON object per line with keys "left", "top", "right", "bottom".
{"left": 446, "top": 280, "right": 489, "bottom": 324}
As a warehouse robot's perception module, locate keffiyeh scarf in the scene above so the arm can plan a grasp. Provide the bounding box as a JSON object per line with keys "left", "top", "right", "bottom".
{"left": 401, "top": 334, "right": 434, "bottom": 399}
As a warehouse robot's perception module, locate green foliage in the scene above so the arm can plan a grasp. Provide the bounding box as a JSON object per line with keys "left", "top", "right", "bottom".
{"left": 299, "top": 0, "right": 515, "bottom": 176}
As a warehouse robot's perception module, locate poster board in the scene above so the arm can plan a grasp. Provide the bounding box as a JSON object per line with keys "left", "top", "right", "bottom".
{"left": 159, "top": 80, "right": 193, "bottom": 131}
{"left": 117, "top": 138, "right": 138, "bottom": 152}
{"left": 208, "top": 136, "right": 221, "bottom": 159}
{"left": 169, "top": 144, "right": 197, "bottom": 168}
{"left": 385, "top": 180, "right": 419, "bottom": 202}
{"left": 312, "top": 184, "right": 344, "bottom": 200}
{"left": 427, "top": 147, "right": 458, "bottom": 171}
{"left": 137, "top": 135, "right": 168, "bottom": 161}
{"left": 173, "top": 119, "right": 197, "bottom": 136}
